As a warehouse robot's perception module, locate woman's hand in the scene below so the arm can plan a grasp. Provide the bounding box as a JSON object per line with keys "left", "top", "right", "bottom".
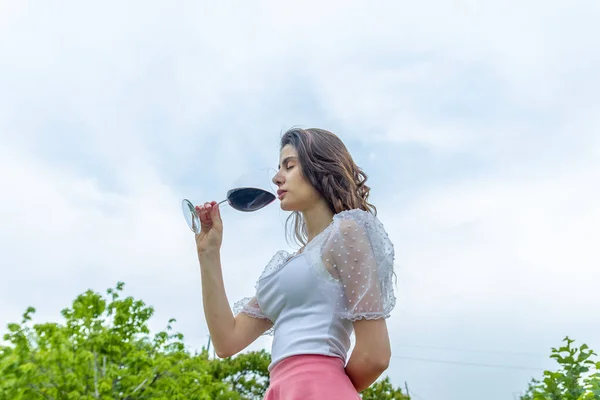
{"left": 195, "top": 201, "right": 223, "bottom": 255}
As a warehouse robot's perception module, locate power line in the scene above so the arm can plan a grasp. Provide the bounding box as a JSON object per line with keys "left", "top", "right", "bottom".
{"left": 394, "top": 343, "right": 546, "bottom": 358}
{"left": 409, "top": 389, "right": 427, "bottom": 400}
{"left": 391, "top": 355, "right": 544, "bottom": 371}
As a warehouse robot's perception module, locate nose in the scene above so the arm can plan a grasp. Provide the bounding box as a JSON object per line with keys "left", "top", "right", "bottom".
{"left": 272, "top": 171, "right": 284, "bottom": 187}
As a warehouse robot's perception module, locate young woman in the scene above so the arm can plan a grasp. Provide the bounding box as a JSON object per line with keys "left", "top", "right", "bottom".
{"left": 194, "top": 128, "right": 396, "bottom": 399}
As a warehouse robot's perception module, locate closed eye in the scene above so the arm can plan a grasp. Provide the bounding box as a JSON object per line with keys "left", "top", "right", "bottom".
{"left": 278, "top": 156, "right": 298, "bottom": 171}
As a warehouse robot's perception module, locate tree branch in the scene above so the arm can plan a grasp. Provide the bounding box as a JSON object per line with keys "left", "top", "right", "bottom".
{"left": 123, "top": 371, "right": 166, "bottom": 399}
{"left": 93, "top": 351, "right": 99, "bottom": 399}
{"left": 27, "top": 383, "right": 55, "bottom": 400}
{"left": 132, "top": 378, "right": 148, "bottom": 394}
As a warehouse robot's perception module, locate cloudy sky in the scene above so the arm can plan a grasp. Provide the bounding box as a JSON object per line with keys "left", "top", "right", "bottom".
{"left": 1, "top": 1, "right": 599, "bottom": 398}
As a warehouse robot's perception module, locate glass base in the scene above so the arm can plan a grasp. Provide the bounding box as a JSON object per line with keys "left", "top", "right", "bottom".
{"left": 181, "top": 199, "right": 200, "bottom": 234}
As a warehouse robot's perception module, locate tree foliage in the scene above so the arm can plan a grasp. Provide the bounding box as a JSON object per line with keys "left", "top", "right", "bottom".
{"left": 360, "top": 376, "right": 409, "bottom": 399}
{"left": 521, "top": 337, "right": 600, "bottom": 400}
{"left": 0, "top": 282, "right": 407, "bottom": 399}
{"left": 0, "top": 282, "right": 266, "bottom": 399}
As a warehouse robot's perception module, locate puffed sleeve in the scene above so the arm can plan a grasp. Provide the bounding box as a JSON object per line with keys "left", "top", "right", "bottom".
{"left": 323, "top": 209, "right": 396, "bottom": 321}
{"left": 232, "top": 296, "right": 270, "bottom": 320}
{"left": 231, "top": 250, "right": 289, "bottom": 334}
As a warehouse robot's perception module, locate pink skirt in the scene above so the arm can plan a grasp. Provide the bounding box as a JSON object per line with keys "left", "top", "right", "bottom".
{"left": 264, "top": 354, "right": 360, "bottom": 400}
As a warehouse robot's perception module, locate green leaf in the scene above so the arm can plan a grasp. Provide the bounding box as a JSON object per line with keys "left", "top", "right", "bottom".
{"left": 521, "top": 337, "right": 600, "bottom": 400}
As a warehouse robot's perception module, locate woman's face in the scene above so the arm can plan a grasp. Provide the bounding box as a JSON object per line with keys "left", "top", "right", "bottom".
{"left": 272, "top": 144, "right": 322, "bottom": 212}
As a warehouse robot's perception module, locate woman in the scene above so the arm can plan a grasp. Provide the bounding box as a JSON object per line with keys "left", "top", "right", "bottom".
{"left": 195, "top": 128, "right": 396, "bottom": 399}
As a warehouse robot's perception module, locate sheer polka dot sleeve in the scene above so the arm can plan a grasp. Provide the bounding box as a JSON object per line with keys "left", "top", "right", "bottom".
{"left": 324, "top": 209, "right": 396, "bottom": 321}
{"left": 233, "top": 297, "right": 270, "bottom": 321}
{"left": 232, "top": 251, "right": 286, "bottom": 332}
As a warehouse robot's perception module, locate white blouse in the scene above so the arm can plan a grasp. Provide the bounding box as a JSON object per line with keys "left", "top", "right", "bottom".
{"left": 233, "top": 209, "right": 396, "bottom": 371}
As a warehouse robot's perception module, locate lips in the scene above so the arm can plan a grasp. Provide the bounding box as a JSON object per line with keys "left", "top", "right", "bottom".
{"left": 277, "top": 189, "right": 287, "bottom": 199}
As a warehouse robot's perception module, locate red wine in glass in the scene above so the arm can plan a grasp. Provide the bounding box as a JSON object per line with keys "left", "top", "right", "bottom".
{"left": 225, "top": 187, "right": 276, "bottom": 211}
{"left": 182, "top": 168, "right": 278, "bottom": 234}
{"left": 181, "top": 187, "right": 276, "bottom": 234}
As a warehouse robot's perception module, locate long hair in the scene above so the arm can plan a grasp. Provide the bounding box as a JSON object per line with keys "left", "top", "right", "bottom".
{"left": 280, "top": 127, "right": 376, "bottom": 246}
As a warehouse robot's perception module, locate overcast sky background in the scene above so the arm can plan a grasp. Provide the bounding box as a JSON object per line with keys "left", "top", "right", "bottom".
{"left": 1, "top": 1, "right": 599, "bottom": 399}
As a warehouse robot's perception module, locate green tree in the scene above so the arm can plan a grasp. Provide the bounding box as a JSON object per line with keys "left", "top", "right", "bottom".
{"left": 0, "top": 282, "right": 266, "bottom": 400}
{"left": 0, "top": 282, "right": 406, "bottom": 399}
{"left": 521, "top": 337, "right": 600, "bottom": 400}
{"left": 360, "top": 376, "right": 410, "bottom": 399}
{"left": 209, "top": 350, "right": 270, "bottom": 399}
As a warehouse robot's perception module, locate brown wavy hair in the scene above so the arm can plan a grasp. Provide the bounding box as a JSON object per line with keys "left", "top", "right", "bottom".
{"left": 280, "top": 127, "right": 376, "bottom": 246}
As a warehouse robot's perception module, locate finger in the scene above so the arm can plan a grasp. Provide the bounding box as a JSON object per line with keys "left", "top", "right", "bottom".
{"left": 196, "top": 204, "right": 204, "bottom": 220}
{"left": 198, "top": 204, "right": 212, "bottom": 227}
{"left": 210, "top": 202, "right": 221, "bottom": 223}
{"left": 204, "top": 202, "right": 213, "bottom": 220}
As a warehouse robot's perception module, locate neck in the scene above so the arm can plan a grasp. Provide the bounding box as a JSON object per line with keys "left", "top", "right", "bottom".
{"left": 301, "top": 200, "right": 335, "bottom": 243}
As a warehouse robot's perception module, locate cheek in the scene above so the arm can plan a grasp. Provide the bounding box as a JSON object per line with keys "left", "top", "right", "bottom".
{"left": 299, "top": 180, "right": 320, "bottom": 201}
{"left": 289, "top": 170, "right": 318, "bottom": 199}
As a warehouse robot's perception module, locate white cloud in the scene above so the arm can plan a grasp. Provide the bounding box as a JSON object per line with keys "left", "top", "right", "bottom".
{"left": 392, "top": 165, "right": 600, "bottom": 313}
{"left": 379, "top": 143, "right": 600, "bottom": 398}
{"left": 1, "top": 1, "right": 599, "bottom": 399}
{"left": 0, "top": 138, "right": 285, "bottom": 349}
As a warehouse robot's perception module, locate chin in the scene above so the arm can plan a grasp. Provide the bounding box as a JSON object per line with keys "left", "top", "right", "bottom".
{"left": 279, "top": 202, "right": 293, "bottom": 212}
{"left": 279, "top": 199, "right": 300, "bottom": 212}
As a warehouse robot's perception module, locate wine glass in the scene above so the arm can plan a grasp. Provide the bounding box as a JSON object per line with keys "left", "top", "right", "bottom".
{"left": 181, "top": 168, "right": 278, "bottom": 234}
